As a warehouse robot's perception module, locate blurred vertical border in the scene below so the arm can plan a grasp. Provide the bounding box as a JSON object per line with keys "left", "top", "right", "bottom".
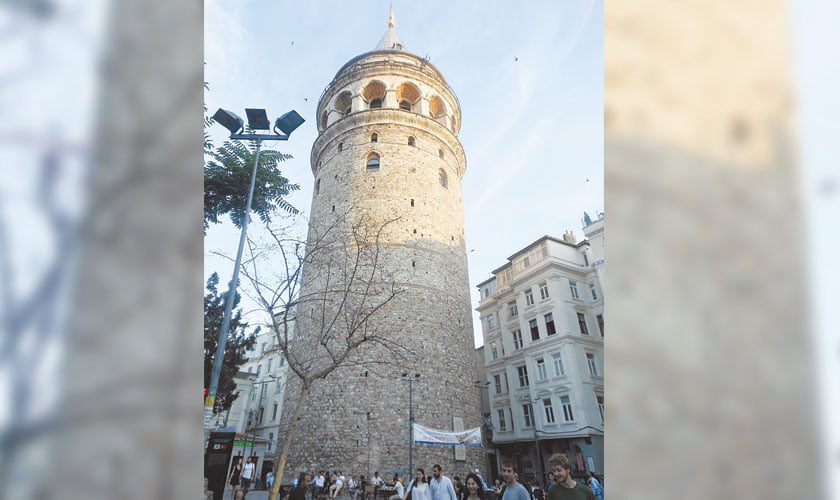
{"left": 605, "top": 0, "right": 833, "bottom": 499}
{"left": 0, "top": 0, "right": 203, "bottom": 498}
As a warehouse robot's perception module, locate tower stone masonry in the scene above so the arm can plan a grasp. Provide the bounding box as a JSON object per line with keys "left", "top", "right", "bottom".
{"left": 277, "top": 9, "right": 483, "bottom": 478}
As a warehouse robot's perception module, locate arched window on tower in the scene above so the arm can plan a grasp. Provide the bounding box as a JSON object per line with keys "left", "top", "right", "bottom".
{"left": 408, "top": 136, "right": 415, "bottom": 146}
{"left": 370, "top": 98, "right": 383, "bottom": 109}
{"left": 315, "top": 178, "right": 321, "bottom": 195}
{"left": 438, "top": 169, "right": 448, "bottom": 188}
{"left": 366, "top": 153, "right": 380, "bottom": 172}
{"left": 399, "top": 100, "right": 411, "bottom": 111}
{"left": 371, "top": 132, "right": 378, "bottom": 143}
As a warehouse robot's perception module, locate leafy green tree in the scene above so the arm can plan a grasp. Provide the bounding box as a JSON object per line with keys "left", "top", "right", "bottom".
{"left": 204, "top": 140, "right": 300, "bottom": 231}
{"left": 204, "top": 272, "right": 258, "bottom": 414}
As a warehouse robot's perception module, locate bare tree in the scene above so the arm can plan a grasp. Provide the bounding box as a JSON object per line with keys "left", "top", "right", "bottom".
{"left": 228, "top": 209, "right": 416, "bottom": 500}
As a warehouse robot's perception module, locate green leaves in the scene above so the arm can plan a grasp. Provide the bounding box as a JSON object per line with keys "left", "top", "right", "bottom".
{"left": 204, "top": 140, "right": 300, "bottom": 231}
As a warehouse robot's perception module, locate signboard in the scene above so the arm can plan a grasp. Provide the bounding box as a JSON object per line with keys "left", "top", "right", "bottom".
{"left": 452, "top": 417, "right": 466, "bottom": 461}
{"left": 412, "top": 423, "right": 482, "bottom": 447}
{"left": 205, "top": 432, "right": 236, "bottom": 500}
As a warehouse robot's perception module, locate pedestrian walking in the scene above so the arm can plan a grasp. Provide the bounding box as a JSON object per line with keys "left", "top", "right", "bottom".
{"left": 405, "top": 468, "right": 431, "bottom": 500}
{"left": 464, "top": 473, "right": 485, "bottom": 500}
{"left": 229, "top": 456, "right": 243, "bottom": 500}
{"left": 430, "top": 464, "right": 457, "bottom": 500}
{"left": 546, "top": 454, "right": 594, "bottom": 500}
{"left": 586, "top": 473, "right": 602, "bottom": 500}
{"left": 499, "top": 462, "right": 529, "bottom": 500}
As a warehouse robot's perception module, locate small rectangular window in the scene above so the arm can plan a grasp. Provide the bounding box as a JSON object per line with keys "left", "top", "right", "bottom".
{"left": 597, "top": 314, "right": 604, "bottom": 336}
{"left": 577, "top": 312, "right": 589, "bottom": 335}
{"left": 508, "top": 301, "right": 518, "bottom": 318}
{"left": 529, "top": 319, "right": 540, "bottom": 341}
{"left": 490, "top": 341, "right": 498, "bottom": 360}
{"left": 536, "top": 358, "right": 547, "bottom": 380}
{"left": 561, "top": 395, "right": 574, "bottom": 421}
{"left": 569, "top": 281, "right": 580, "bottom": 299}
{"left": 486, "top": 314, "right": 495, "bottom": 330}
{"left": 525, "top": 288, "right": 534, "bottom": 307}
{"left": 587, "top": 352, "right": 599, "bottom": 376}
{"left": 545, "top": 313, "right": 556, "bottom": 335}
{"left": 543, "top": 398, "right": 555, "bottom": 424}
{"left": 497, "top": 409, "right": 507, "bottom": 431}
{"left": 539, "top": 282, "right": 550, "bottom": 300}
{"left": 597, "top": 394, "right": 605, "bottom": 422}
{"left": 517, "top": 365, "right": 530, "bottom": 387}
{"left": 553, "top": 353, "right": 565, "bottom": 376}
{"left": 494, "top": 374, "right": 502, "bottom": 394}
{"left": 512, "top": 330, "right": 523, "bottom": 350}
{"left": 590, "top": 283, "right": 598, "bottom": 300}
{"left": 523, "top": 403, "right": 534, "bottom": 427}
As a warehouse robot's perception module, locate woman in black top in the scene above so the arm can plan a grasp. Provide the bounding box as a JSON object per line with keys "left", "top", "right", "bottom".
{"left": 229, "top": 457, "right": 243, "bottom": 498}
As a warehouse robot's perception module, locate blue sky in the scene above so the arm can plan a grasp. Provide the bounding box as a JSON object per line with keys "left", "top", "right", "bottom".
{"left": 204, "top": 0, "right": 604, "bottom": 348}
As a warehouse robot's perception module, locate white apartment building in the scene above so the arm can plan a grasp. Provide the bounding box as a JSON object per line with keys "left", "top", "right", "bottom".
{"left": 476, "top": 215, "right": 604, "bottom": 484}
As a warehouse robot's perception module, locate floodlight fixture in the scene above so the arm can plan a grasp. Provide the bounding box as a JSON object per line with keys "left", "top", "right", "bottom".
{"left": 212, "top": 108, "right": 244, "bottom": 135}
{"left": 245, "top": 108, "right": 271, "bottom": 131}
{"left": 274, "top": 110, "right": 305, "bottom": 136}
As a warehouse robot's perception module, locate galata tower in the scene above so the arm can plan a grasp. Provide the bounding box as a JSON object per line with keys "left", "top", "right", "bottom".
{"left": 277, "top": 7, "right": 482, "bottom": 478}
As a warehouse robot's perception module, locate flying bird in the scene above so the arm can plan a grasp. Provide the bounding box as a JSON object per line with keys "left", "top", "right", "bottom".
{"left": 304, "top": 98, "right": 308, "bottom": 102}
{"left": 514, "top": 57, "right": 518, "bottom": 61}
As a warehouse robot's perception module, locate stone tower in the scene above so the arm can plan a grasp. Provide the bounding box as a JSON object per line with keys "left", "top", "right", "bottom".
{"left": 277, "top": 7, "right": 482, "bottom": 478}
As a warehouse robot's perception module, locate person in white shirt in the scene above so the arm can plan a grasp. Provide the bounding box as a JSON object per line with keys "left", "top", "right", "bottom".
{"left": 315, "top": 472, "right": 326, "bottom": 497}
{"left": 389, "top": 475, "right": 404, "bottom": 500}
{"left": 430, "top": 465, "right": 457, "bottom": 500}
{"left": 405, "top": 468, "right": 431, "bottom": 500}
{"left": 330, "top": 472, "right": 345, "bottom": 498}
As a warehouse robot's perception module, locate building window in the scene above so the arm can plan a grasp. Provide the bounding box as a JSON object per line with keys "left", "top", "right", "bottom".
{"left": 439, "top": 148, "right": 444, "bottom": 159}
{"left": 587, "top": 353, "right": 599, "bottom": 376}
{"left": 597, "top": 314, "right": 604, "bottom": 336}
{"left": 523, "top": 403, "right": 535, "bottom": 427}
{"left": 486, "top": 314, "right": 495, "bottom": 330}
{"left": 590, "top": 283, "right": 598, "bottom": 300}
{"left": 504, "top": 373, "right": 510, "bottom": 392}
{"left": 569, "top": 281, "right": 580, "bottom": 299}
{"left": 497, "top": 409, "right": 507, "bottom": 431}
{"left": 408, "top": 136, "right": 415, "bottom": 146}
{"left": 275, "top": 380, "right": 281, "bottom": 393}
{"left": 399, "top": 100, "right": 411, "bottom": 110}
{"left": 338, "top": 142, "right": 343, "bottom": 152}
{"left": 261, "top": 343, "right": 266, "bottom": 355}
{"left": 272, "top": 402, "right": 278, "bottom": 421}
{"left": 512, "top": 329, "right": 523, "bottom": 350}
{"left": 268, "top": 432, "right": 274, "bottom": 451}
{"left": 370, "top": 98, "right": 383, "bottom": 109}
{"left": 256, "top": 364, "right": 262, "bottom": 377}
{"left": 267, "top": 359, "right": 273, "bottom": 373}
{"left": 539, "top": 282, "right": 549, "bottom": 300}
{"left": 508, "top": 301, "right": 518, "bottom": 318}
{"left": 577, "top": 313, "right": 589, "bottom": 335}
{"left": 509, "top": 408, "right": 515, "bottom": 430}
{"left": 517, "top": 365, "right": 530, "bottom": 387}
{"left": 545, "top": 313, "right": 556, "bottom": 335}
{"left": 553, "top": 353, "right": 565, "bottom": 376}
{"left": 561, "top": 395, "right": 574, "bottom": 421}
{"left": 438, "top": 169, "right": 448, "bottom": 188}
{"left": 371, "top": 132, "right": 378, "bottom": 142}
{"left": 536, "top": 358, "right": 547, "bottom": 380}
{"left": 583, "top": 252, "right": 589, "bottom": 266}
{"left": 366, "top": 153, "right": 380, "bottom": 172}
{"left": 596, "top": 394, "right": 605, "bottom": 422}
{"left": 494, "top": 374, "right": 502, "bottom": 394}
{"left": 524, "top": 256, "right": 531, "bottom": 267}
{"left": 529, "top": 319, "right": 540, "bottom": 341}
{"left": 279, "top": 356, "right": 285, "bottom": 367}
{"left": 525, "top": 288, "right": 534, "bottom": 307}
{"left": 490, "top": 341, "right": 498, "bottom": 360}
{"left": 543, "top": 398, "right": 556, "bottom": 424}
{"left": 315, "top": 179, "right": 320, "bottom": 195}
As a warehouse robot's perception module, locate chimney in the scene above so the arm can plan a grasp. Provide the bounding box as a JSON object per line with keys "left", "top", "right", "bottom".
{"left": 562, "top": 230, "right": 577, "bottom": 244}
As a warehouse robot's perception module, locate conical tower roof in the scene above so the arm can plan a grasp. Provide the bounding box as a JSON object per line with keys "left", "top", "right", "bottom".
{"left": 373, "top": 4, "right": 406, "bottom": 51}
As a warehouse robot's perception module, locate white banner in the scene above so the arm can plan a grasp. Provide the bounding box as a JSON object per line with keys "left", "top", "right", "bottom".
{"left": 413, "top": 423, "right": 482, "bottom": 447}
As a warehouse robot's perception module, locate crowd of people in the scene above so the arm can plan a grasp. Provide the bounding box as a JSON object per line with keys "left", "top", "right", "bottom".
{"left": 274, "top": 456, "right": 604, "bottom": 500}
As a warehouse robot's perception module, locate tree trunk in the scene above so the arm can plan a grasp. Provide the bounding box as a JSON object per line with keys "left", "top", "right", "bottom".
{"left": 269, "top": 380, "right": 312, "bottom": 500}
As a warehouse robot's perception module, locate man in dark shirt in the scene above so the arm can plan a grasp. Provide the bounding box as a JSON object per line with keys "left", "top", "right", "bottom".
{"left": 546, "top": 454, "right": 594, "bottom": 500}
{"left": 291, "top": 472, "right": 313, "bottom": 500}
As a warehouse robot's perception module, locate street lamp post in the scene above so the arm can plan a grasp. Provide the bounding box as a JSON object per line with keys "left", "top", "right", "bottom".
{"left": 473, "top": 380, "right": 492, "bottom": 481}
{"left": 204, "top": 107, "right": 304, "bottom": 446}
{"left": 400, "top": 371, "right": 421, "bottom": 478}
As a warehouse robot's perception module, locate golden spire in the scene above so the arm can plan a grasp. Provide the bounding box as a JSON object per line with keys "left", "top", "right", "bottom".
{"left": 388, "top": 3, "right": 395, "bottom": 28}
